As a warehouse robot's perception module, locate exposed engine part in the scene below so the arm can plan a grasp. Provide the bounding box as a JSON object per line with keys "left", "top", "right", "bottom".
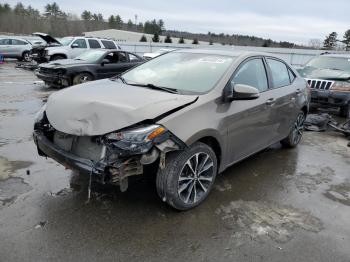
{"left": 108, "top": 158, "right": 143, "bottom": 183}
{"left": 140, "top": 148, "right": 159, "bottom": 165}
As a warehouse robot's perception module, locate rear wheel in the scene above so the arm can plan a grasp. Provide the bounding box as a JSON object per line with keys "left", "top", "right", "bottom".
{"left": 21, "top": 51, "right": 31, "bottom": 62}
{"left": 340, "top": 102, "right": 350, "bottom": 118}
{"left": 281, "top": 112, "right": 305, "bottom": 148}
{"left": 72, "top": 73, "right": 94, "bottom": 85}
{"left": 156, "top": 142, "right": 217, "bottom": 210}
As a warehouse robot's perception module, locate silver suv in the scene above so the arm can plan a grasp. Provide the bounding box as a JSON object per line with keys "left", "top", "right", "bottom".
{"left": 35, "top": 34, "right": 122, "bottom": 61}
{"left": 33, "top": 49, "right": 309, "bottom": 210}
{"left": 0, "top": 37, "right": 32, "bottom": 61}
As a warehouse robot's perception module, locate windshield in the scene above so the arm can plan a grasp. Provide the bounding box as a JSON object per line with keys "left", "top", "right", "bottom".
{"left": 59, "top": 37, "right": 74, "bottom": 46}
{"left": 75, "top": 50, "right": 105, "bottom": 62}
{"left": 122, "top": 52, "right": 235, "bottom": 94}
{"left": 306, "top": 56, "right": 350, "bottom": 72}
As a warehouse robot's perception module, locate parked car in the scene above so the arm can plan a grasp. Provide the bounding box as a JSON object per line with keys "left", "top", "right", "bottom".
{"left": 143, "top": 48, "right": 175, "bottom": 60}
{"left": 35, "top": 49, "right": 144, "bottom": 88}
{"left": 0, "top": 37, "right": 32, "bottom": 61}
{"left": 33, "top": 49, "right": 309, "bottom": 210}
{"left": 32, "top": 32, "right": 122, "bottom": 62}
{"left": 298, "top": 54, "right": 350, "bottom": 118}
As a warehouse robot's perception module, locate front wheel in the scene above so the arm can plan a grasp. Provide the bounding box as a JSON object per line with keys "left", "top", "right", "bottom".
{"left": 156, "top": 142, "right": 217, "bottom": 210}
{"left": 281, "top": 112, "right": 305, "bottom": 148}
{"left": 72, "top": 73, "right": 94, "bottom": 85}
{"left": 21, "top": 51, "right": 31, "bottom": 62}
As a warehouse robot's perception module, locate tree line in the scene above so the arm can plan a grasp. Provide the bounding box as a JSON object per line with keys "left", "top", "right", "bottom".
{"left": 323, "top": 31, "right": 350, "bottom": 50}
{"left": 0, "top": 2, "right": 313, "bottom": 48}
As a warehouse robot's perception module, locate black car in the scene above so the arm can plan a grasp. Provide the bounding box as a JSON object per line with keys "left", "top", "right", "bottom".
{"left": 298, "top": 54, "right": 350, "bottom": 118}
{"left": 35, "top": 49, "right": 144, "bottom": 88}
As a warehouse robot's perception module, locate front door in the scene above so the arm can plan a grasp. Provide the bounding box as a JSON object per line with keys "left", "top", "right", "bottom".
{"left": 69, "top": 39, "right": 87, "bottom": 58}
{"left": 224, "top": 57, "right": 276, "bottom": 164}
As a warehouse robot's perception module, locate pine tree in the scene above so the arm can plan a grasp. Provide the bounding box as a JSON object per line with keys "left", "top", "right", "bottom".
{"left": 152, "top": 33, "right": 160, "bottom": 43}
{"left": 164, "top": 34, "right": 172, "bottom": 43}
{"left": 323, "top": 32, "right": 338, "bottom": 50}
{"left": 140, "top": 35, "right": 147, "bottom": 42}
{"left": 178, "top": 37, "right": 185, "bottom": 44}
{"left": 343, "top": 30, "right": 350, "bottom": 51}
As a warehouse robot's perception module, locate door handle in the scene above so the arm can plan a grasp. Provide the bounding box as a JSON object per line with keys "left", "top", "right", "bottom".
{"left": 266, "top": 98, "right": 276, "bottom": 106}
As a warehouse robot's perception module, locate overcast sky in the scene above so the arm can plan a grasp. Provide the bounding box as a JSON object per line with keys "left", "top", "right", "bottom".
{"left": 5, "top": 0, "right": 349, "bottom": 44}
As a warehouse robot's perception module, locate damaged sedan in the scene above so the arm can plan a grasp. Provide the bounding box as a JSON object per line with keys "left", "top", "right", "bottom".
{"left": 35, "top": 49, "right": 144, "bottom": 88}
{"left": 33, "top": 49, "right": 309, "bottom": 210}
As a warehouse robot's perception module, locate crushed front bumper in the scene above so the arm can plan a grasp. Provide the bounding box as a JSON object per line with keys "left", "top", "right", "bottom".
{"left": 33, "top": 130, "right": 103, "bottom": 175}
{"left": 311, "top": 90, "right": 350, "bottom": 107}
{"left": 35, "top": 70, "right": 70, "bottom": 88}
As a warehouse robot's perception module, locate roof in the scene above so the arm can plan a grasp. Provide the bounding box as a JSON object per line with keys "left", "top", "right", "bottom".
{"left": 173, "top": 48, "right": 269, "bottom": 58}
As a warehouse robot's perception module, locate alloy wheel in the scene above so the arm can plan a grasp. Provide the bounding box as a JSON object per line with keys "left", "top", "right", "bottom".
{"left": 177, "top": 152, "right": 214, "bottom": 205}
{"left": 292, "top": 113, "right": 305, "bottom": 145}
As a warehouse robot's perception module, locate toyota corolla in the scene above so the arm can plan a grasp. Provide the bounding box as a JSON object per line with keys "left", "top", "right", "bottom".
{"left": 33, "top": 49, "right": 309, "bottom": 210}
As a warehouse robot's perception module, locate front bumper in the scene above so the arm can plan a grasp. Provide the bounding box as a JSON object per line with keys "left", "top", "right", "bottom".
{"left": 311, "top": 90, "right": 350, "bottom": 107}
{"left": 33, "top": 130, "right": 104, "bottom": 175}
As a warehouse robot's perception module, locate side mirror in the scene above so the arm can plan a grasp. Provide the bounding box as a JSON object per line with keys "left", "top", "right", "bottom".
{"left": 101, "top": 59, "right": 110, "bottom": 66}
{"left": 223, "top": 83, "right": 259, "bottom": 102}
{"left": 71, "top": 43, "right": 79, "bottom": 48}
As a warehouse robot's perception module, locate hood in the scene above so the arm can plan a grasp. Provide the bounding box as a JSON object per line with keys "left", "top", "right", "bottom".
{"left": 45, "top": 79, "right": 197, "bottom": 136}
{"left": 299, "top": 66, "right": 350, "bottom": 81}
{"left": 40, "top": 59, "right": 91, "bottom": 68}
{"left": 32, "top": 32, "right": 61, "bottom": 45}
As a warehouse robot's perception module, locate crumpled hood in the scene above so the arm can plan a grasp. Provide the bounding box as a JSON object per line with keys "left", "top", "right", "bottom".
{"left": 299, "top": 67, "right": 350, "bottom": 81}
{"left": 45, "top": 79, "right": 197, "bottom": 136}
{"left": 40, "top": 59, "right": 91, "bottom": 68}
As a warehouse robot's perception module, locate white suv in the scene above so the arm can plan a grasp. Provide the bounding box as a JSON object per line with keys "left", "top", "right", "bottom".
{"left": 35, "top": 34, "right": 122, "bottom": 61}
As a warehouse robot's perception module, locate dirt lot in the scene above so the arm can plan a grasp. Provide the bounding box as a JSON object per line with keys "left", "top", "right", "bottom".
{"left": 0, "top": 62, "right": 350, "bottom": 262}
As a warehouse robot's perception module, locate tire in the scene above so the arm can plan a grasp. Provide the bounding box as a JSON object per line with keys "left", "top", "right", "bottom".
{"left": 156, "top": 142, "right": 217, "bottom": 211}
{"left": 72, "top": 73, "right": 94, "bottom": 85}
{"left": 281, "top": 112, "right": 305, "bottom": 148}
{"left": 21, "top": 51, "right": 31, "bottom": 62}
{"left": 339, "top": 102, "right": 350, "bottom": 118}
{"left": 50, "top": 55, "right": 66, "bottom": 61}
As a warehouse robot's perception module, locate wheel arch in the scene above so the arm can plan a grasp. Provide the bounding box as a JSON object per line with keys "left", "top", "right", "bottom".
{"left": 50, "top": 53, "right": 67, "bottom": 60}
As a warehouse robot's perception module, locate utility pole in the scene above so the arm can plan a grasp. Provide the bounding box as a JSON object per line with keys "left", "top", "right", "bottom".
{"left": 135, "top": 14, "right": 138, "bottom": 25}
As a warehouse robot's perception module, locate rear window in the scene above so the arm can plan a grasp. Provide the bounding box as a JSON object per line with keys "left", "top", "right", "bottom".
{"left": 101, "top": 40, "right": 116, "bottom": 49}
{"left": 267, "top": 58, "right": 291, "bottom": 88}
{"left": 12, "top": 39, "right": 28, "bottom": 45}
{"left": 88, "top": 39, "right": 101, "bottom": 49}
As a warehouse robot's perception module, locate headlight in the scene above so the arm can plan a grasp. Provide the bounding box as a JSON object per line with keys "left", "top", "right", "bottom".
{"left": 331, "top": 81, "right": 350, "bottom": 92}
{"left": 34, "top": 104, "right": 46, "bottom": 123}
{"left": 56, "top": 68, "right": 66, "bottom": 75}
{"left": 105, "top": 125, "right": 167, "bottom": 154}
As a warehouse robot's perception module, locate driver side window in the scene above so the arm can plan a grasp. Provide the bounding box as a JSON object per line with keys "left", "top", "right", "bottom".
{"left": 72, "top": 39, "right": 87, "bottom": 48}
{"left": 104, "top": 52, "right": 120, "bottom": 64}
{"left": 232, "top": 58, "right": 268, "bottom": 92}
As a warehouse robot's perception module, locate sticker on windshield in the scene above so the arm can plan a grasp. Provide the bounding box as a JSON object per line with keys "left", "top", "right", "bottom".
{"left": 199, "top": 57, "right": 227, "bottom": 64}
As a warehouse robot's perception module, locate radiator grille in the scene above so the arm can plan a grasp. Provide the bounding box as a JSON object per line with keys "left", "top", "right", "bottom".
{"left": 305, "top": 78, "right": 334, "bottom": 90}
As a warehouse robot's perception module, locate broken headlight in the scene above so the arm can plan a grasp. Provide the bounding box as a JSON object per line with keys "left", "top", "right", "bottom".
{"left": 105, "top": 124, "right": 167, "bottom": 154}
{"left": 331, "top": 81, "right": 350, "bottom": 92}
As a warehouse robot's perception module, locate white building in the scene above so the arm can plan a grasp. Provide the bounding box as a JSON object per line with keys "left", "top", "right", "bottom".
{"left": 83, "top": 29, "right": 209, "bottom": 44}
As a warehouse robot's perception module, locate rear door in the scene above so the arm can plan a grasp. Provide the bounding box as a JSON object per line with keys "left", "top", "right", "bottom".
{"left": 225, "top": 57, "right": 276, "bottom": 164}
{"left": 264, "top": 57, "right": 299, "bottom": 142}
{"left": 0, "top": 39, "right": 12, "bottom": 57}
{"left": 11, "top": 39, "right": 29, "bottom": 57}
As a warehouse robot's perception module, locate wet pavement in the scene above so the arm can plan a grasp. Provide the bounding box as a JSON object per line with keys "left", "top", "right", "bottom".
{"left": 0, "top": 62, "right": 349, "bottom": 262}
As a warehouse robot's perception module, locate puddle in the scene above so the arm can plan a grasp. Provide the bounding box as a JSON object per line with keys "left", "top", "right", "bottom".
{"left": 294, "top": 166, "right": 335, "bottom": 193}
{"left": 216, "top": 200, "right": 323, "bottom": 245}
{"left": 0, "top": 156, "right": 33, "bottom": 180}
{"left": 324, "top": 182, "right": 350, "bottom": 206}
{"left": 0, "top": 177, "right": 32, "bottom": 206}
